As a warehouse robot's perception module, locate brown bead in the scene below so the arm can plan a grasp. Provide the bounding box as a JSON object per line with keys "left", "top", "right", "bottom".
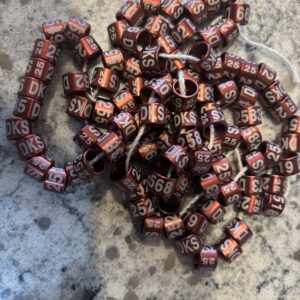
{"left": 238, "top": 175, "right": 262, "bottom": 195}
{"left": 108, "top": 112, "right": 138, "bottom": 142}
{"left": 91, "top": 67, "right": 119, "bottom": 93}
{"left": 116, "top": 1, "right": 145, "bottom": 26}
{"left": 141, "top": 0, "right": 161, "bottom": 14}
{"left": 122, "top": 57, "right": 142, "bottom": 80}
{"left": 194, "top": 246, "right": 218, "bottom": 271}
{"left": 238, "top": 59, "right": 258, "bottom": 85}
{"left": 222, "top": 53, "right": 242, "bottom": 79}
{"left": 121, "top": 26, "right": 152, "bottom": 54}
{"left": 139, "top": 103, "right": 167, "bottom": 126}
{"left": 157, "top": 129, "right": 173, "bottom": 152}
{"left": 18, "top": 76, "right": 47, "bottom": 102}
{"left": 204, "top": 138, "right": 223, "bottom": 157}
{"left": 142, "top": 216, "right": 164, "bottom": 239}
{"left": 189, "top": 41, "right": 217, "bottom": 72}
{"left": 171, "top": 18, "right": 196, "bottom": 45}
{"left": 13, "top": 97, "right": 41, "bottom": 121}
{"left": 128, "top": 76, "right": 145, "bottom": 98}
{"left": 107, "top": 20, "right": 129, "bottom": 47}
{"left": 243, "top": 150, "right": 266, "bottom": 175}
{"left": 6, "top": 117, "right": 32, "bottom": 140}
{"left": 204, "top": 56, "right": 224, "bottom": 81}
{"left": 67, "top": 96, "right": 93, "bottom": 120}
{"left": 175, "top": 128, "right": 203, "bottom": 151}
{"left": 234, "top": 105, "right": 262, "bottom": 127}
{"left": 24, "top": 155, "right": 53, "bottom": 182}
{"left": 191, "top": 147, "right": 212, "bottom": 175}
{"left": 219, "top": 180, "right": 241, "bottom": 206}
{"left": 90, "top": 98, "right": 114, "bottom": 126}
{"left": 171, "top": 79, "right": 199, "bottom": 111}
{"left": 259, "top": 141, "right": 283, "bottom": 166}
{"left": 128, "top": 176, "right": 150, "bottom": 201}
{"left": 225, "top": 217, "right": 253, "bottom": 246}
{"left": 148, "top": 169, "right": 176, "bottom": 198}
{"left": 162, "top": 145, "right": 190, "bottom": 175}
{"left": 240, "top": 126, "right": 262, "bottom": 151}
{"left": 217, "top": 18, "right": 239, "bottom": 47}
{"left": 156, "top": 194, "right": 182, "bottom": 215}
{"left": 282, "top": 132, "right": 300, "bottom": 154}
{"left": 183, "top": 67, "right": 202, "bottom": 83}
{"left": 138, "top": 141, "right": 159, "bottom": 162}
{"left": 236, "top": 194, "right": 264, "bottom": 214}
{"left": 32, "top": 39, "right": 61, "bottom": 64}
{"left": 184, "top": 211, "right": 208, "bottom": 235}
{"left": 65, "top": 17, "right": 91, "bottom": 44}
{"left": 199, "top": 108, "right": 227, "bottom": 139}
{"left": 198, "top": 26, "right": 223, "bottom": 49}
{"left": 130, "top": 197, "right": 154, "bottom": 221}
{"left": 254, "top": 63, "right": 277, "bottom": 90}
{"left": 73, "top": 124, "right": 102, "bottom": 150}
{"left": 174, "top": 172, "right": 189, "bottom": 197}
{"left": 223, "top": 124, "right": 241, "bottom": 150}
{"left": 113, "top": 88, "right": 138, "bottom": 113}
{"left": 197, "top": 83, "right": 214, "bottom": 103}
{"left": 204, "top": 0, "right": 221, "bottom": 12}
{"left": 111, "top": 162, "right": 142, "bottom": 192}
{"left": 236, "top": 85, "right": 258, "bottom": 108}
{"left": 285, "top": 116, "right": 300, "bottom": 134}
{"left": 25, "top": 57, "right": 54, "bottom": 83}
{"left": 176, "top": 234, "right": 202, "bottom": 256}
{"left": 66, "top": 162, "right": 91, "bottom": 187}
{"left": 140, "top": 74, "right": 173, "bottom": 103}
{"left": 262, "top": 174, "right": 287, "bottom": 196}
{"left": 144, "top": 15, "right": 169, "bottom": 39}
{"left": 183, "top": 0, "right": 208, "bottom": 24}
{"left": 278, "top": 152, "right": 300, "bottom": 176}
{"left": 225, "top": 3, "right": 250, "bottom": 25}
{"left": 42, "top": 19, "right": 65, "bottom": 43}
{"left": 164, "top": 215, "right": 185, "bottom": 239}
{"left": 96, "top": 131, "right": 126, "bottom": 162}
{"left": 16, "top": 134, "right": 45, "bottom": 160}
{"left": 216, "top": 80, "right": 238, "bottom": 105}
{"left": 102, "top": 48, "right": 125, "bottom": 73}
{"left": 199, "top": 199, "right": 225, "bottom": 224}
{"left": 62, "top": 72, "right": 89, "bottom": 95}
{"left": 140, "top": 46, "right": 167, "bottom": 74}
{"left": 262, "top": 80, "right": 287, "bottom": 108}
{"left": 44, "top": 167, "right": 67, "bottom": 193}
{"left": 212, "top": 155, "right": 233, "bottom": 182}
{"left": 155, "top": 34, "right": 177, "bottom": 54}
{"left": 73, "top": 149, "right": 105, "bottom": 181}
{"left": 270, "top": 96, "right": 298, "bottom": 123}
{"left": 218, "top": 236, "right": 243, "bottom": 262}
{"left": 74, "top": 36, "right": 102, "bottom": 64}
{"left": 263, "top": 193, "right": 286, "bottom": 217}
{"left": 161, "top": 0, "right": 184, "bottom": 22}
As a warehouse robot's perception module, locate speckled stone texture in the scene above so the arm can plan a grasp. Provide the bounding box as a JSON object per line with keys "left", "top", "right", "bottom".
{"left": 0, "top": 0, "right": 300, "bottom": 299}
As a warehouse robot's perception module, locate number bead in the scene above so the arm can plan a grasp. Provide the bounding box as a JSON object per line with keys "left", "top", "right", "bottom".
{"left": 193, "top": 246, "right": 218, "bottom": 270}
{"left": 222, "top": 53, "right": 242, "bottom": 79}
{"left": 238, "top": 59, "right": 258, "bottom": 85}
{"left": 67, "top": 96, "right": 93, "bottom": 120}
{"left": 262, "top": 174, "right": 287, "bottom": 196}
{"left": 65, "top": 162, "right": 91, "bottom": 187}
{"left": 198, "top": 26, "right": 223, "bottom": 49}
{"left": 225, "top": 3, "right": 250, "bottom": 25}
{"left": 24, "top": 155, "right": 54, "bottom": 182}
{"left": 141, "top": 0, "right": 161, "bottom": 14}
{"left": 191, "top": 147, "right": 212, "bottom": 175}
{"left": 65, "top": 17, "right": 91, "bottom": 45}
{"left": 62, "top": 71, "right": 90, "bottom": 95}
{"left": 225, "top": 217, "right": 253, "bottom": 246}
{"left": 238, "top": 175, "right": 262, "bottom": 195}
{"left": 198, "top": 199, "right": 226, "bottom": 224}
{"left": 235, "top": 85, "right": 258, "bottom": 108}
{"left": 262, "top": 193, "right": 286, "bottom": 217}
{"left": 140, "top": 46, "right": 168, "bottom": 74}
{"left": 164, "top": 215, "right": 185, "bottom": 239}
{"left": 217, "top": 18, "right": 239, "bottom": 47}
{"left": 176, "top": 234, "right": 202, "bottom": 256}
{"left": 18, "top": 76, "right": 48, "bottom": 102}
{"left": 259, "top": 141, "right": 283, "bottom": 166}
{"left": 243, "top": 150, "right": 266, "bottom": 175}
{"left": 91, "top": 67, "right": 120, "bottom": 94}
{"left": 107, "top": 20, "right": 129, "bottom": 47}
{"left": 144, "top": 15, "right": 169, "bottom": 39}
{"left": 184, "top": 211, "right": 208, "bottom": 235}
{"left": 261, "top": 80, "right": 287, "bottom": 108}
{"left": 43, "top": 167, "right": 67, "bottom": 193}
{"left": 171, "top": 18, "right": 197, "bottom": 45}
{"left": 116, "top": 1, "right": 145, "bottom": 26}
{"left": 43, "top": 19, "right": 66, "bottom": 43}
{"left": 138, "top": 141, "right": 159, "bottom": 162}
{"left": 240, "top": 126, "right": 262, "bottom": 151}
{"left": 6, "top": 117, "right": 32, "bottom": 140}
{"left": 216, "top": 80, "right": 239, "bottom": 105}
{"left": 223, "top": 124, "right": 241, "bottom": 150}
{"left": 73, "top": 124, "right": 102, "bottom": 151}
{"left": 234, "top": 105, "right": 262, "bottom": 127}
{"left": 236, "top": 194, "right": 264, "bottom": 215}
{"left": 32, "top": 39, "right": 61, "bottom": 64}
{"left": 16, "top": 134, "right": 46, "bottom": 160}
{"left": 25, "top": 57, "right": 55, "bottom": 84}
{"left": 278, "top": 152, "right": 300, "bottom": 176}
{"left": 102, "top": 48, "right": 126, "bottom": 73}
{"left": 155, "top": 34, "right": 178, "bottom": 54}
{"left": 284, "top": 116, "right": 300, "bottom": 134}
{"left": 183, "top": 0, "right": 208, "bottom": 24}
{"left": 269, "top": 96, "right": 298, "bottom": 123}
{"left": 212, "top": 155, "right": 233, "bottom": 182}
{"left": 13, "top": 97, "right": 41, "bottom": 121}
{"left": 161, "top": 0, "right": 184, "bottom": 22}
{"left": 142, "top": 216, "right": 164, "bottom": 239}
{"left": 219, "top": 180, "right": 241, "bottom": 206}
{"left": 218, "top": 236, "right": 243, "bottom": 262}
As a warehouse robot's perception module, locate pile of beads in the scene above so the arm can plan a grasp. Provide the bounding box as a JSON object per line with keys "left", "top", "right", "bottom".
{"left": 5, "top": 0, "right": 300, "bottom": 270}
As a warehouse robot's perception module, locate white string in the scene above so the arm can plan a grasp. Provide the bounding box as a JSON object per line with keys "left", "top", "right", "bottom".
{"left": 125, "top": 124, "right": 146, "bottom": 172}
{"left": 86, "top": 87, "right": 99, "bottom": 103}
{"left": 208, "top": 124, "right": 215, "bottom": 150}
{"left": 178, "top": 69, "right": 186, "bottom": 96}
{"left": 82, "top": 62, "right": 88, "bottom": 73}
{"left": 89, "top": 152, "right": 105, "bottom": 166}
{"left": 235, "top": 149, "right": 244, "bottom": 171}
{"left": 238, "top": 29, "right": 300, "bottom": 84}
{"left": 159, "top": 53, "right": 199, "bottom": 63}
{"left": 234, "top": 166, "right": 248, "bottom": 182}
{"left": 179, "top": 193, "right": 204, "bottom": 217}
{"left": 167, "top": 165, "right": 174, "bottom": 178}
